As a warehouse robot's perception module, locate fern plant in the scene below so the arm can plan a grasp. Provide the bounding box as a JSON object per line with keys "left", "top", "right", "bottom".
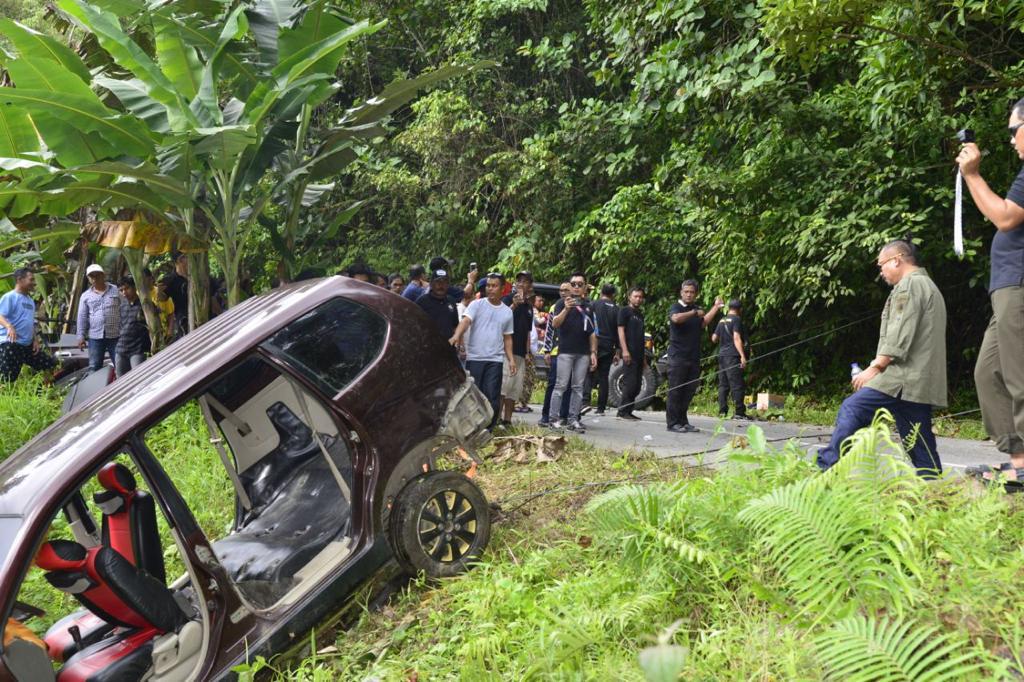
{"left": 813, "top": 614, "right": 997, "bottom": 681}
{"left": 738, "top": 418, "right": 923, "bottom": 621}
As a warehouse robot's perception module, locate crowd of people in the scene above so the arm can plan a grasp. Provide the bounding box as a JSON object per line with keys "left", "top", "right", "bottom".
{"left": 4, "top": 85, "right": 1024, "bottom": 485}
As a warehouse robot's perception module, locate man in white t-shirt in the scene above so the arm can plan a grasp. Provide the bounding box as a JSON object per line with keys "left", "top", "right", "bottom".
{"left": 450, "top": 272, "right": 515, "bottom": 429}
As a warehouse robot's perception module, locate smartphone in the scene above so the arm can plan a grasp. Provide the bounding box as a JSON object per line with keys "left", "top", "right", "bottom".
{"left": 470, "top": 262, "right": 477, "bottom": 272}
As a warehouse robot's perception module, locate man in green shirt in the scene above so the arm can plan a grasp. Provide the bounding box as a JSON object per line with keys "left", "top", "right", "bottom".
{"left": 817, "top": 240, "right": 947, "bottom": 477}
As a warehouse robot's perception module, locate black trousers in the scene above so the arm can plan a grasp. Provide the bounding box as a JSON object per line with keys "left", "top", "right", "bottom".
{"left": 666, "top": 359, "right": 700, "bottom": 426}
{"left": 717, "top": 355, "right": 746, "bottom": 415}
{"left": 0, "top": 342, "right": 57, "bottom": 382}
{"left": 616, "top": 361, "right": 644, "bottom": 416}
{"left": 595, "top": 351, "right": 615, "bottom": 412}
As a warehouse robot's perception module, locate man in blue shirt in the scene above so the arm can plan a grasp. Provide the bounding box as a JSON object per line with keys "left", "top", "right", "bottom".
{"left": 0, "top": 268, "right": 56, "bottom": 382}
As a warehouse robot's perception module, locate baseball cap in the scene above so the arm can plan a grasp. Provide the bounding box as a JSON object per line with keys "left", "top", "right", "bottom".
{"left": 515, "top": 270, "right": 533, "bottom": 282}
{"left": 430, "top": 268, "right": 449, "bottom": 281}
{"left": 86, "top": 264, "right": 105, "bottom": 276}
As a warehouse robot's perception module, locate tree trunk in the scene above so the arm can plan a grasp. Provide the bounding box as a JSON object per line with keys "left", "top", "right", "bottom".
{"left": 62, "top": 239, "right": 89, "bottom": 335}
{"left": 188, "top": 252, "right": 210, "bottom": 331}
{"left": 121, "top": 247, "right": 164, "bottom": 352}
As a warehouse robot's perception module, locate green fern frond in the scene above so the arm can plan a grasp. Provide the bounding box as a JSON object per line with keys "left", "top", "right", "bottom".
{"left": 738, "top": 475, "right": 917, "bottom": 618}
{"left": 813, "top": 614, "right": 994, "bottom": 681}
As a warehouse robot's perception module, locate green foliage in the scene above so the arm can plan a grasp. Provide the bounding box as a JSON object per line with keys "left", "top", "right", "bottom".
{"left": 0, "top": 375, "right": 60, "bottom": 461}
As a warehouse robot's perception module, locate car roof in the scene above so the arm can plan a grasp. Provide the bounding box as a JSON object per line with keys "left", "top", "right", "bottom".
{"left": 0, "top": 276, "right": 367, "bottom": 518}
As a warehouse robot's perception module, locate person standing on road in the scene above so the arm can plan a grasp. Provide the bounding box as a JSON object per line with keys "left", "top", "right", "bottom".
{"left": 450, "top": 273, "right": 515, "bottom": 430}
{"left": 712, "top": 299, "right": 750, "bottom": 420}
{"left": 115, "top": 277, "right": 149, "bottom": 378}
{"left": 666, "top": 280, "right": 723, "bottom": 433}
{"left": 817, "top": 240, "right": 946, "bottom": 477}
{"left": 957, "top": 98, "right": 1024, "bottom": 482}
{"left": 616, "top": 286, "right": 646, "bottom": 421}
{"left": 499, "top": 271, "right": 534, "bottom": 425}
{"left": 539, "top": 283, "right": 572, "bottom": 427}
{"left": 592, "top": 284, "right": 620, "bottom": 416}
{"left": 77, "top": 264, "right": 125, "bottom": 373}
{"left": 548, "top": 272, "right": 598, "bottom": 433}
{"left": 0, "top": 269, "right": 56, "bottom": 383}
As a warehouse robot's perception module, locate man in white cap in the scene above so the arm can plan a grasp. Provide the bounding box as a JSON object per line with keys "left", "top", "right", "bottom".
{"left": 77, "top": 264, "right": 127, "bottom": 372}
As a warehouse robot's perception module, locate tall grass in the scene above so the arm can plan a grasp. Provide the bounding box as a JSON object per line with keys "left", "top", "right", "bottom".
{"left": 0, "top": 376, "right": 61, "bottom": 461}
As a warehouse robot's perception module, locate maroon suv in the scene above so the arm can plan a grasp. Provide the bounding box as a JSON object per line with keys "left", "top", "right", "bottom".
{"left": 0, "top": 277, "right": 493, "bottom": 681}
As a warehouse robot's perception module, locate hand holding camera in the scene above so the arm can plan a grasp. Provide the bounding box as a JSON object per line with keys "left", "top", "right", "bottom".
{"left": 956, "top": 128, "right": 982, "bottom": 176}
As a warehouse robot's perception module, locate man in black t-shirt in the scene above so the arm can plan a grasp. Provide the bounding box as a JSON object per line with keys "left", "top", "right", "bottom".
{"left": 592, "top": 284, "right": 619, "bottom": 415}
{"left": 666, "top": 280, "right": 723, "bottom": 432}
{"left": 416, "top": 269, "right": 460, "bottom": 341}
{"left": 548, "top": 272, "right": 598, "bottom": 432}
{"left": 165, "top": 252, "right": 189, "bottom": 339}
{"left": 957, "top": 97, "right": 1024, "bottom": 480}
{"left": 712, "top": 299, "right": 749, "bottom": 419}
{"left": 500, "top": 271, "right": 534, "bottom": 425}
{"left": 615, "top": 286, "right": 645, "bottom": 420}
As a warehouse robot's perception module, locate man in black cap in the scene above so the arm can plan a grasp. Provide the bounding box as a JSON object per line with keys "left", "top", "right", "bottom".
{"left": 499, "top": 271, "right": 534, "bottom": 425}
{"left": 416, "top": 267, "right": 460, "bottom": 341}
{"left": 711, "top": 299, "right": 749, "bottom": 420}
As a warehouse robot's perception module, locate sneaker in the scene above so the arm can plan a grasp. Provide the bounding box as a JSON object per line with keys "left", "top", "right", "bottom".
{"left": 568, "top": 420, "right": 586, "bottom": 434}
{"left": 733, "top": 414, "right": 753, "bottom": 421}
{"left": 667, "top": 424, "right": 687, "bottom": 434}
{"left": 617, "top": 413, "right": 642, "bottom": 421}
{"left": 580, "top": 406, "right": 593, "bottom": 416}
{"left": 681, "top": 423, "right": 700, "bottom": 433}
{"left": 549, "top": 419, "right": 565, "bottom": 430}
{"left": 538, "top": 417, "right": 550, "bottom": 427}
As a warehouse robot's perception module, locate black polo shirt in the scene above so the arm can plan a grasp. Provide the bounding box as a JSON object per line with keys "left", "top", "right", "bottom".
{"left": 593, "top": 299, "right": 620, "bottom": 355}
{"left": 617, "top": 305, "right": 645, "bottom": 357}
{"left": 501, "top": 294, "right": 534, "bottom": 357}
{"left": 714, "top": 314, "right": 746, "bottom": 358}
{"left": 416, "top": 292, "right": 459, "bottom": 340}
{"left": 551, "top": 298, "right": 595, "bottom": 355}
{"left": 668, "top": 301, "right": 702, "bottom": 363}
{"left": 994, "top": 165, "right": 1024, "bottom": 292}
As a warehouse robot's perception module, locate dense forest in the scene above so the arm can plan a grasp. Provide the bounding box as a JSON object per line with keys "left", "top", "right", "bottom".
{"left": 4, "top": 0, "right": 1024, "bottom": 396}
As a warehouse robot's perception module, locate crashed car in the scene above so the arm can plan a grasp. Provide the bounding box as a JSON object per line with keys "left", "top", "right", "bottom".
{"left": 0, "top": 277, "right": 494, "bottom": 681}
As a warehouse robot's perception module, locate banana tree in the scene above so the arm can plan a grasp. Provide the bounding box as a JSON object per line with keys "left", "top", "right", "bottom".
{"left": 0, "top": 0, "right": 486, "bottom": 309}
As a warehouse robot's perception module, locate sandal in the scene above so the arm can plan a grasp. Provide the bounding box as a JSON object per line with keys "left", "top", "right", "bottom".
{"left": 965, "top": 462, "right": 1013, "bottom": 478}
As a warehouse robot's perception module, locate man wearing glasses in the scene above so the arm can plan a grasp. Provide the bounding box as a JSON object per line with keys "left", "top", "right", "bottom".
{"left": 956, "top": 97, "right": 1024, "bottom": 484}
{"left": 816, "top": 240, "right": 946, "bottom": 477}
{"left": 548, "top": 272, "right": 598, "bottom": 433}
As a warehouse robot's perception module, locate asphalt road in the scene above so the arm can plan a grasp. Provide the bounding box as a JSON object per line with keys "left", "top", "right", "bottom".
{"left": 514, "top": 406, "right": 1004, "bottom": 474}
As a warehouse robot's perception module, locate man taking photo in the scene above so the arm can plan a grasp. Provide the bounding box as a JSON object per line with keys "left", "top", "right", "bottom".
{"left": 957, "top": 98, "right": 1024, "bottom": 483}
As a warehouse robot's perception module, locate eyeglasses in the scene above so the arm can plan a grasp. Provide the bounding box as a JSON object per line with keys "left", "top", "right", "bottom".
{"left": 876, "top": 256, "right": 899, "bottom": 269}
{"left": 569, "top": 281, "right": 585, "bottom": 287}
{"left": 1010, "top": 122, "right": 1024, "bottom": 137}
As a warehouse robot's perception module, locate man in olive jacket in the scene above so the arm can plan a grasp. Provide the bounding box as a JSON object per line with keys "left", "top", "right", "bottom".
{"left": 817, "top": 240, "right": 947, "bottom": 477}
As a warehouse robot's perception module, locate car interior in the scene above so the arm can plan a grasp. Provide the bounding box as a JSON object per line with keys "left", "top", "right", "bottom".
{"left": 193, "top": 355, "right": 357, "bottom": 610}
{"left": 4, "top": 462, "right": 205, "bottom": 682}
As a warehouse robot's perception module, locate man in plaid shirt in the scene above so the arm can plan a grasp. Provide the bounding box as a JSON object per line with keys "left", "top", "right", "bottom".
{"left": 76, "top": 264, "right": 126, "bottom": 373}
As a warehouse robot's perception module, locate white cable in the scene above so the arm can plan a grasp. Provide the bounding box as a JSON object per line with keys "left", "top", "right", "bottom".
{"left": 954, "top": 170, "right": 964, "bottom": 257}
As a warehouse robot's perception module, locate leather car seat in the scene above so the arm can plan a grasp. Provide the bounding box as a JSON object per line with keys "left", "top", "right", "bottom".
{"left": 92, "top": 462, "right": 166, "bottom": 584}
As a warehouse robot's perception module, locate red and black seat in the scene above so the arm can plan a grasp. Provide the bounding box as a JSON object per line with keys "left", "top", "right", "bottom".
{"left": 36, "top": 540, "right": 186, "bottom": 634}
{"left": 35, "top": 540, "right": 189, "bottom": 681}
{"left": 92, "top": 462, "right": 165, "bottom": 584}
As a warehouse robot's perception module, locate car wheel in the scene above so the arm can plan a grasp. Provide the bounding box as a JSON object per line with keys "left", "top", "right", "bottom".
{"left": 607, "top": 362, "right": 624, "bottom": 408}
{"left": 390, "top": 470, "right": 490, "bottom": 578}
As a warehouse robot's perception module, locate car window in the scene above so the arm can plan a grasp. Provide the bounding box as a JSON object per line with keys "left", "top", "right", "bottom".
{"left": 260, "top": 297, "right": 387, "bottom": 395}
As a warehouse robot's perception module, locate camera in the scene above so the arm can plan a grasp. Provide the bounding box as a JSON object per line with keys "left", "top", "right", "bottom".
{"left": 957, "top": 128, "right": 975, "bottom": 144}
{"left": 469, "top": 262, "right": 477, "bottom": 272}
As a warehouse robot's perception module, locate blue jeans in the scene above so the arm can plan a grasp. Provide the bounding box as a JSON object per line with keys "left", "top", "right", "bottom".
{"left": 817, "top": 387, "right": 941, "bottom": 477}
{"left": 466, "top": 360, "right": 503, "bottom": 429}
{"left": 541, "top": 355, "right": 571, "bottom": 421}
{"left": 88, "top": 338, "right": 118, "bottom": 372}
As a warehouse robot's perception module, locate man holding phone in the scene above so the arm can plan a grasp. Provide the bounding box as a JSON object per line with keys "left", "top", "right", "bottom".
{"left": 957, "top": 97, "right": 1024, "bottom": 482}
{"left": 548, "top": 271, "right": 598, "bottom": 433}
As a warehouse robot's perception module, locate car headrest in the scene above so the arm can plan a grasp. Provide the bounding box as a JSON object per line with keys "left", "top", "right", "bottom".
{"left": 35, "top": 539, "right": 87, "bottom": 572}
{"left": 97, "top": 463, "right": 136, "bottom": 496}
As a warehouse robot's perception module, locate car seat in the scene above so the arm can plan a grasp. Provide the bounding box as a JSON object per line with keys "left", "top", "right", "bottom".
{"left": 92, "top": 462, "right": 166, "bottom": 583}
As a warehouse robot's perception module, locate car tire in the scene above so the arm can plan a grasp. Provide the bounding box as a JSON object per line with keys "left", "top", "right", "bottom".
{"left": 607, "top": 364, "right": 657, "bottom": 411}
{"left": 389, "top": 470, "right": 491, "bottom": 578}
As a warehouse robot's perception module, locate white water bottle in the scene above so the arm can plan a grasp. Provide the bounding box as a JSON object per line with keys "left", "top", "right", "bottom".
{"left": 850, "top": 362, "right": 862, "bottom": 379}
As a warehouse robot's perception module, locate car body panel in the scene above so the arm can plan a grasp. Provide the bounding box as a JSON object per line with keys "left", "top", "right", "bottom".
{"left": 0, "top": 276, "right": 492, "bottom": 681}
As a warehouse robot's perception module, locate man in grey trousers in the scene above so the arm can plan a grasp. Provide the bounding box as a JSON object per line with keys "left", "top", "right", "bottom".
{"left": 548, "top": 272, "right": 598, "bottom": 433}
